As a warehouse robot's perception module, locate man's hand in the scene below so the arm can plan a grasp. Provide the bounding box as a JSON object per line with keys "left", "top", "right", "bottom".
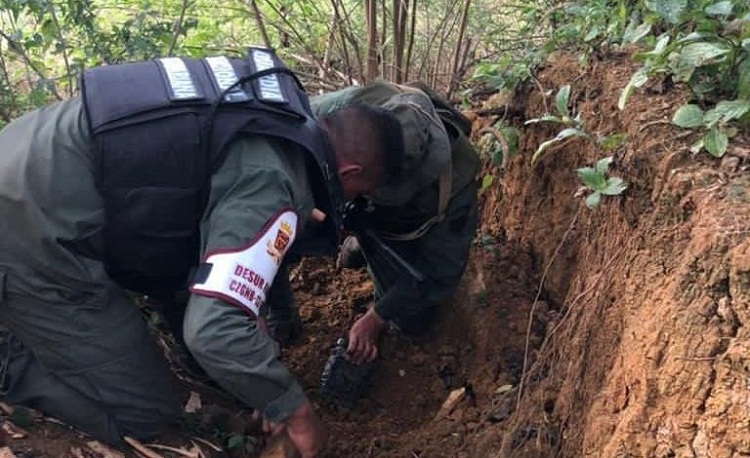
{"left": 346, "top": 308, "right": 384, "bottom": 364}
{"left": 263, "top": 400, "right": 327, "bottom": 458}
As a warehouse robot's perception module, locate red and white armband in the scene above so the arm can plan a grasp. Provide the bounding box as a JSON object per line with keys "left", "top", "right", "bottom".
{"left": 190, "top": 210, "right": 298, "bottom": 317}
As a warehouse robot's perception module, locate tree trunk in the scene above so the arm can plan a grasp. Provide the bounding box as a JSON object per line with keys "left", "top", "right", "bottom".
{"left": 448, "top": 0, "right": 471, "bottom": 97}
{"left": 392, "top": 0, "right": 407, "bottom": 82}
{"left": 365, "top": 0, "right": 378, "bottom": 82}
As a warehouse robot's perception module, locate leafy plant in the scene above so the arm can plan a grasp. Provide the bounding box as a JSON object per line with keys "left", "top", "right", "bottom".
{"left": 576, "top": 156, "right": 628, "bottom": 209}
{"left": 672, "top": 99, "right": 750, "bottom": 157}
{"left": 477, "top": 121, "right": 520, "bottom": 193}
{"left": 470, "top": 52, "right": 540, "bottom": 92}
{"left": 547, "top": 0, "right": 635, "bottom": 55}
{"left": 618, "top": 1, "right": 750, "bottom": 110}
{"left": 525, "top": 84, "right": 589, "bottom": 164}
{"left": 618, "top": 32, "right": 671, "bottom": 109}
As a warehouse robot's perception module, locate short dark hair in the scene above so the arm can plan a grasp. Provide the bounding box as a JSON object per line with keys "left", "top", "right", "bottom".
{"left": 322, "top": 104, "right": 404, "bottom": 185}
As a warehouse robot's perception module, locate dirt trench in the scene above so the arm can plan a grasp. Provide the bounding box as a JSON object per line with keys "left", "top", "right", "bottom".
{"left": 285, "top": 51, "right": 750, "bottom": 458}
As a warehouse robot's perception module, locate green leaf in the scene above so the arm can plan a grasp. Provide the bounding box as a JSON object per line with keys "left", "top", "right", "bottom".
{"left": 634, "top": 34, "right": 672, "bottom": 60}
{"left": 525, "top": 115, "right": 563, "bottom": 125}
{"left": 584, "top": 26, "right": 600, "bottom": 42}
{"left": 599, "top": 133, "right": 626, "bottom": 151}
{"left": 622, "top": 20, "right": 652, "bottom": 44}
{"left": 644, "top": 0, "right": 687, "bottom": 24}
{"left": 618, "top": 68, "right": 649, "bottom": 110}
{"left": 705, "top": 1, "right": 734, "bottom": 16}
{"left": 601, "top": 177, "right": 628, "bottom": 196}
{"left": 491, "top": 147, "right": 504, "bottom": 166}
{"left": 678, "top": 32, "right": 709, "bottom": 43}
{"left": 711, "top": 100, "right": 750, "bottom": 123}
{"left": 481, "top": 174, "right": 494, "bottom": 191}
{"left": 704, "top": 127, "right": 729, "bottom": 157}
{"left": 577, "top": 167, "right": 607, "bottom": 190}
{"left": 650, "top": 34, "right": 672, "bottom": 56}
{"left": 672, "top": 104, "right": 705, "bottom": 128}
{"left": 595, "top": 156, "right": 614, "bottom": 174}
{"left": 690, "top": 138, "right": 705, "bottom": 154}
{"left": 585, "top": 191, "right": 602, "bottom": 209}
{"left": 531, "top": 128, "right": 587, "bottom": 165}
{"left": 500, "top": 125, "right": 520, "bottom": 158}
{"left": 739, "top": 58, "right": 750, "bottom": 100}
{"left": 677, "top": 42, "right": 731, "bottom": 69}
{"left": 532, "top": 139, "right": 558, "bottom": 162}
{"left": 557, "top": 127, "right": 588, "bottom": 140}
{"left": 555, "top": 85, "right": 571, "bottom": 118}
{"left": 496, "top": 384, "right": 514, "bottom": 395}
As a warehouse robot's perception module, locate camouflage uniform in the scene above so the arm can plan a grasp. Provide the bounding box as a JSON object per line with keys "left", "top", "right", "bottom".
{"left": 0, "top": 96, "right": 314, "bottom": 443}
{"left": 310, "top": 81, "right": 480, "bottom": 333}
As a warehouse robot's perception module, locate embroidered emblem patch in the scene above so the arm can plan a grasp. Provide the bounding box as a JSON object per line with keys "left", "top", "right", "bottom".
{"left": 267, "top": 219, "right": 293, "bottom": 265}
{"left": 190, "top": 210, "right": 298, "bottom": 316}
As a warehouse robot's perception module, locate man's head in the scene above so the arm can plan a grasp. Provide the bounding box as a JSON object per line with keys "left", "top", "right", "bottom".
{"left": 320, "top": 104, "right": 404, "bottom": 200}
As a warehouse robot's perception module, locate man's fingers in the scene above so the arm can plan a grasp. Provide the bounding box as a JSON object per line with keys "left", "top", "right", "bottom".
{"left": 359, "top": 343, "right": 377, "bottom": 364}
{"left": 356, "top": 342, "right": 377, "bottom": 365}
{"left": 365, "top": 344, "right": 378, "bottom": 363}
{"left": 347, "top": 338, "right": 366, "bottom": 364}
{"left": 310, "top": 208, "right": 326, "bottom": 223}
{"left": 346, "top": 336, "right": 357, "bottom": 354}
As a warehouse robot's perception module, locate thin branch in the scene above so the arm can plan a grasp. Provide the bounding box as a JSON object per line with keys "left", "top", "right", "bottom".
{"left": 448, "top": 0, "right": 471, "bottom": 98}
{"left": 333, "top": 0, "right": 363, "bottom": 82}
{"left": 286, "top": 52, "right": 351, "bottom": 86}
{"left": 258, "top": 0, "right": 328, "bottom": 72}
{"left": 404, "top": 0, "right": 417, "bottom": 81}
{"left": 45, "top": 3, "right": 73, "bottom": 97}
{"left": 168, "top": 0, "right": 192, "bottom": 55}
{"left": 248, "top": 0, "right": 272, "bottom": 49}
{"left": 0, "top": 29, "right": 62, "bottom": 100}
{"left": 320, "top": 8, "right": 337, "bottom": 79}
{"left": 365, "top": 0, "right": 378, "bottom": 81}
{"left": 0, "top": 41, "right": 17, "bottom": 123}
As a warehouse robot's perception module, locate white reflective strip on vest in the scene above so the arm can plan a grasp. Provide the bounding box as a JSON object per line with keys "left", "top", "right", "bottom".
{"left": 205, "top": 56, "right": 249, "bottom": 102}
{"left": 190, "top": 210, "right": 298, "bottom": 316}
{"left": 158, "top": 57, "right": 200, "bottom": 100}
{"left": 250, "top": 49, "right": 286, "bottom": 103}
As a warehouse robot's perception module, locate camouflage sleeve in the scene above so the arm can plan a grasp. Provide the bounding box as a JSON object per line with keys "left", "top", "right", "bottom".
{"left": 183, "top": 135, "right": 313, "bottom": 423}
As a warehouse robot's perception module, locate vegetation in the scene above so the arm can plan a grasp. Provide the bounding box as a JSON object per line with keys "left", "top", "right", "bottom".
{"left": 524, "top": 84, "right": 588, "bottom": 165}
{"left": 0, "top": 0, "right": 748, "bottom": 162}
{"left": 576, "top": 156, "right": 628, "bottom": 209}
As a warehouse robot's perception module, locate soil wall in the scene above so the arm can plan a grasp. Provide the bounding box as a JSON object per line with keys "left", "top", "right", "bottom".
{"left": 471, "top": 51, "right": 750, "bottom": 457}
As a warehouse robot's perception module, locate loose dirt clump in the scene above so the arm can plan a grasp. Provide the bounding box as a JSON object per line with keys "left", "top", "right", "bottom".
{"left": 1, "top": 50, "right": 748, "bottom": 458}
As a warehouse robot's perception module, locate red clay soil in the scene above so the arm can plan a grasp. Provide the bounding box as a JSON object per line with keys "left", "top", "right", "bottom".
{"left": 1, "top": 50, "right": 749, "bottom": 458}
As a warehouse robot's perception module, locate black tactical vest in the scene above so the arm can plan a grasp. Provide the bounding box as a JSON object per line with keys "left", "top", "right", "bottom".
{"left": 80, "top": 47, "right": 342, "bottom": 294}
